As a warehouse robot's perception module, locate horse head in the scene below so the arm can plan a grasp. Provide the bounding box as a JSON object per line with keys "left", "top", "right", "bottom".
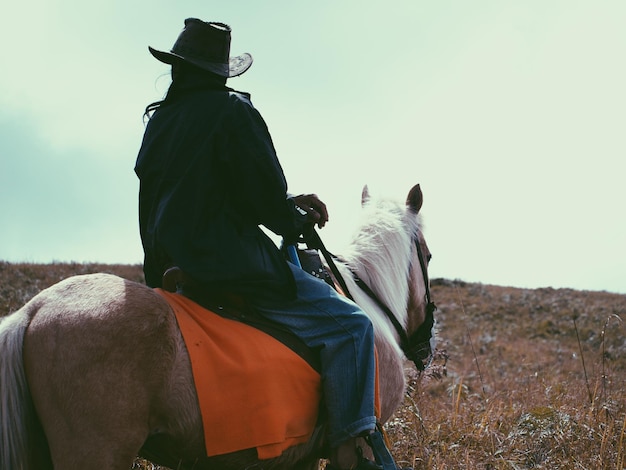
{"left": 343, "top": 183, "right": 436, "bottom": 370}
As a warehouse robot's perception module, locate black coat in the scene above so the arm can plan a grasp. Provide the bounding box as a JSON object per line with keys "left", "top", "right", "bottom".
{"left": 135, "top": 88, "right": 306, "bottom": 300}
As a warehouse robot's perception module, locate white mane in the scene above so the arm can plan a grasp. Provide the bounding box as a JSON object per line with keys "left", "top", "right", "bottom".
{"left": 337, "top": 195, "right": 423, "bottom": 349}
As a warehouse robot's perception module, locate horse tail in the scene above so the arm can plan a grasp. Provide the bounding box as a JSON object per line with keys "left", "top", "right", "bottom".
{"left": 0, "top": 303, "right": 45, "bottom": 470}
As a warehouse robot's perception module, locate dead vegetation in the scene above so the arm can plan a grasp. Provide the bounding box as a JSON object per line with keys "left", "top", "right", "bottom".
{"left": 1, "top": 262, "right": 625, "bottom": 469}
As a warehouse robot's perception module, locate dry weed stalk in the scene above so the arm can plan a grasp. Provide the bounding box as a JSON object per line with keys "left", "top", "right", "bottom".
{"left": 617, "top": 413, "right": 626, "bottom": 469}
{"left": 573, "top": 317, "right": 594, "bottom": 405}
{"left": 453, "top": 285, "right": 488, "bottom": 396}
{"left": 600, "top": 314, "right": 622, "bottom": 406}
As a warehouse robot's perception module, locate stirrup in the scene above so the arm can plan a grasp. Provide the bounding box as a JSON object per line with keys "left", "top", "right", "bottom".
{"left": 326, "top": 433, "right": 412, "bottom": 470}
{"left": 364, "top": 428, "right": 399, "bottom": 470}
{"left": 325, "top": 447, "right": 384, "bottom": 470}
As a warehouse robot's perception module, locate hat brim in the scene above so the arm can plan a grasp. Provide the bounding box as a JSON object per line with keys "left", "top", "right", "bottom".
{"left": 148, "top": 46, "right": 253, "bottom": 78}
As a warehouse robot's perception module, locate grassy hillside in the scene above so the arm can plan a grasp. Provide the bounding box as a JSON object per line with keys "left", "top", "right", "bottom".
{"left": 1, "top": 262, "right": 625, "bottom": 469}
{"left": 393, "top": 279, "right": 626, "bottom": 469}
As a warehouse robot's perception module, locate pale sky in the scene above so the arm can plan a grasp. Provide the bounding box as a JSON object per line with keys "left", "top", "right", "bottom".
{"left": 1, "top": 1, "right": 625, "bottom": 294}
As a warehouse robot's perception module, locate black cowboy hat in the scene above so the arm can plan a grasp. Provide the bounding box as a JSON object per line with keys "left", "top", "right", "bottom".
{"left": 149, "top": 18, "right": 253, "bottom": 78}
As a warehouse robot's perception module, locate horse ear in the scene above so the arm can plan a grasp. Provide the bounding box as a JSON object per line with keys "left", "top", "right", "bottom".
{"left": 361, "top": 185, "right": 370, "bottom": 206}
{"left": 406, "top": 184, "right": 423, "bottom": 213}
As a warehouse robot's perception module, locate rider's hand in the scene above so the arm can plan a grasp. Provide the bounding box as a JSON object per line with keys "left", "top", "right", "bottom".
{"left": 292, "top": 194, "right": 329, "bottom": 229}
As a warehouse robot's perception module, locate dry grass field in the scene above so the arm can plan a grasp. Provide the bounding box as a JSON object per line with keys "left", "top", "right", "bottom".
{"left": 1, "top": 261, "right": 625, "bottom": 469}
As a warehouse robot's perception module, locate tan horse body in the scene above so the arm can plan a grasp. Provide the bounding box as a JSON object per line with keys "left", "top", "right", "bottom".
{"left": 0, "top": 184, "right": 433, "bottom": 470}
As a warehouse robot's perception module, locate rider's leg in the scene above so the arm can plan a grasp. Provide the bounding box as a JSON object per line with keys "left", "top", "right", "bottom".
{"left": 251, "top": 263, "right": 406, "bottom": 469}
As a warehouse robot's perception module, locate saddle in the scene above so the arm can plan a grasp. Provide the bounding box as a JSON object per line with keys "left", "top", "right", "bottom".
{"left": 160, "top": 245, "right": 331, "bottom": 373}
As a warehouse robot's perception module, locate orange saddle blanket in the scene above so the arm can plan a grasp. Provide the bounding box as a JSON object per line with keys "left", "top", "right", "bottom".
{"left": 156, "top": 289, "right": 321, "bottom": 459}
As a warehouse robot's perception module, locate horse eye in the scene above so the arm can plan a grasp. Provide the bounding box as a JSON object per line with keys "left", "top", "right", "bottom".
{"left": 427, "top": 254, "right": 433, "bottom": 263}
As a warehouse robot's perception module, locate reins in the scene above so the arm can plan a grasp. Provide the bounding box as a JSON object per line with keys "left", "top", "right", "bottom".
{"left": 302, "top": 228, "right": 436, "bottom": 371}
{"left": 303, "top": 229, "right": 355, "bottom": 302}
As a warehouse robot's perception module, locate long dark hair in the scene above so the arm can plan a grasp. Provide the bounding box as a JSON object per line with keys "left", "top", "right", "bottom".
{"left": 143, "top": 62, "right": 230, "bottom": 120}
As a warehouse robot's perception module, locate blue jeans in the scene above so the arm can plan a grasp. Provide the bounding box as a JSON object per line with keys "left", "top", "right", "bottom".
{"left": 250, "top": 262, "right": 378, "bottom": 446}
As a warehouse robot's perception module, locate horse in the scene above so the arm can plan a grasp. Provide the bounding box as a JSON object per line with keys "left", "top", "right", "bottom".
{"left": 0, "top": 183, "right": 435, "bottom": 470}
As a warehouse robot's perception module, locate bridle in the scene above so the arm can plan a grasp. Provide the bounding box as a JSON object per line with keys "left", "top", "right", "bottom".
{"left": 304, "top": 229, "right": 436, "bottom": 371}
{"left": 352, "top": 234, "right": 436, "bottom": 371}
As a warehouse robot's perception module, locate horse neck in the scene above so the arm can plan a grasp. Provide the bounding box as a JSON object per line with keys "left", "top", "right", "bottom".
{"left": 334, "top": 211, "right": 418, "bottom": 419}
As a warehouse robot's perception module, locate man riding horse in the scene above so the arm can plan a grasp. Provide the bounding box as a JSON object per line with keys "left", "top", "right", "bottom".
{"left": 135, "top": 18, "right": 411, "bottom": 470}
